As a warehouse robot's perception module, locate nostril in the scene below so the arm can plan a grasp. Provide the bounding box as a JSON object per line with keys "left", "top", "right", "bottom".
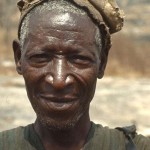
{"left": 66, "top": 75, "right": 74, "bottom": 85}
{"left": 45, "top": 74, "right": 54, "bottom": 84}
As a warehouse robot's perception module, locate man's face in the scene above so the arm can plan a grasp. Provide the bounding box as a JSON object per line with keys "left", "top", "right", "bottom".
{"left": 15, "top": 10, "right": 102, "bottom": 130}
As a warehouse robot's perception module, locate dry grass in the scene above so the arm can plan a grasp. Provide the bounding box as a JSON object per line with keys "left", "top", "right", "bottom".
{"left": 105, "top": 33, "right": 150, "bottom": 77}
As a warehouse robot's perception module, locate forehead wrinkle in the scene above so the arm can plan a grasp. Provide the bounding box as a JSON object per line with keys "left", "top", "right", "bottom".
{"left": 28, "top": 23, "right": 94, "bottom": 40}
{"left": 27, "top": 30, "right": 96, "bottom": 48}
{"left": 35, "top": 27, "right": 81, "bottom": 34}
{"left": 24, "top": 33, "right": 96, "bottom": 55}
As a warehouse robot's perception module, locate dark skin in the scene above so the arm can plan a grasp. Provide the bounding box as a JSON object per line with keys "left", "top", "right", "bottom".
{"left": 13, "top": 9, "right": 107, "bottom": 150}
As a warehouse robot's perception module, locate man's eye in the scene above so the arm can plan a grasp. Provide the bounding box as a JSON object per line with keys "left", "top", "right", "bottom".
{"left": 70, "top": 55, "right": 93, "bottom": 65}
{"left": 29, "top": 54, "right": 50, "bottom": 64}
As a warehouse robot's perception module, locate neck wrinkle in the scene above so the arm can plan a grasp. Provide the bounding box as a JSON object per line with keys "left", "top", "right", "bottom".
{"left": 34, "top": 112, "right": 91, "bottom": 150}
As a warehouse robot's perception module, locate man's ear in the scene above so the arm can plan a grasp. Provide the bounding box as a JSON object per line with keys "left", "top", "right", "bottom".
{"left": 97, "top": 50, "right": 108, "bottom": 79}
{"left": 12, "top": 40, "right": 22, "bottom": 75}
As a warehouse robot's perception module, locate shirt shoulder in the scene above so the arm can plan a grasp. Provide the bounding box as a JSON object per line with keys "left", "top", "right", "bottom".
{"left": 0, "top": 125, "right": 36, "bottom": 150}
{"left": 84, "top": 123, "right": 126, "bottom": 150}
{"left": 134, "top": 134, "right": 150, "bottom": 150}
{"left": 84, "top": 122, "right": 150, "bottom": 150}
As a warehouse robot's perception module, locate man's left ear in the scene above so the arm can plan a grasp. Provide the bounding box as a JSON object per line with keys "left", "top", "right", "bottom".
{"left": 12, "top": 40, "right": 22, "bottom": 75}
{"left": 97, "top": 52, "right": 108, "bottom": 79}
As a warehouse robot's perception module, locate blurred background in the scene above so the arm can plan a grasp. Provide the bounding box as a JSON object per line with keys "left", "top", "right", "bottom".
{"left": 0, "top": 0, "right": 150, "bottom": 135}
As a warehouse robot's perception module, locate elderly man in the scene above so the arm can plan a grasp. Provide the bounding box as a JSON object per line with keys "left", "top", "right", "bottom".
{"left": 0, "top": 0, "right": 150, "bottom": 149}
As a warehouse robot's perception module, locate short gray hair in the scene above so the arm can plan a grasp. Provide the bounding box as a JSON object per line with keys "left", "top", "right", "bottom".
{"left": 20, "top": 0, "right": 102, "bottom": 51}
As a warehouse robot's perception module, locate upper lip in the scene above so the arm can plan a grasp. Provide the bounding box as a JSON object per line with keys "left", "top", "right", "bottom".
{"left": 39, "top": 94, "right": 78, "bottom": 103}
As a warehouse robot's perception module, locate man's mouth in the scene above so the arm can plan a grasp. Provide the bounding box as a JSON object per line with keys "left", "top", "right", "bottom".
{"left": 47, "top": 101, "right": 75, "bottom": 108}
{"left": 39, "top": 94, "right": 78, "bottom": 111}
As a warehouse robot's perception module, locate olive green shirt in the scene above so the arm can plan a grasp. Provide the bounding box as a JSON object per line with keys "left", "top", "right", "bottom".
{"left": 0, "top": 122, "right": 149, "bottom": 150}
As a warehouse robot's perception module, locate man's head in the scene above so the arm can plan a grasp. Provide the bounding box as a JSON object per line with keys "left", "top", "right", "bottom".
{"left": 13, "top": 0, "right": 124, "bottom": 130}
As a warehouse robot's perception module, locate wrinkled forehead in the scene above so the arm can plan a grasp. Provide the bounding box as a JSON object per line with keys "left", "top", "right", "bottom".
{"left": 28, "top": 9, "right": 97, "bottom": 36}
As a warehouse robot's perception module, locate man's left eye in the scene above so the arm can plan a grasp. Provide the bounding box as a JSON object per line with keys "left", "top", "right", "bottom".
{"left": 69, "top": 55, "right": 93, "bottom": 65}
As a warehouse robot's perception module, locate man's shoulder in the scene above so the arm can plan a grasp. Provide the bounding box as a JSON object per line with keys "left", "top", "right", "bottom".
{"left": 90, "top": 123, "right": 150, "bottom": 150}
{"left": 0, "top": 126, "right": 24, "bottom": 147}
{"left": 85, "top": 123, "right": 126, "bottom": 149}
{"left": 0, "top": 126, "right": 24, "bottom": 140}
{"left": 0, "top": 125, "right": 35, "bottom": 150}
{"left": 134, "top": 134, "right": 150, "bottom": 149}
{"left": 0, "top": 126, "right": 24, "bottom": 134}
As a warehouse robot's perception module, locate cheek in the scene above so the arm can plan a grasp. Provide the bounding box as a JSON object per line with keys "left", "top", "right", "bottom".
{"left": 21, "top": 62, "right": 45, "bottom": 96}
{"left": 21, "top": 60, "right": 44, "bottom": 81}
{"left": 76, "top": 66, "right": 98, "bottom": 99}
{"left": 79, "top": 65, "right": 98, "bottom": 83}
{"left": 85, "top": 70, "right": 97, "bottom": 98}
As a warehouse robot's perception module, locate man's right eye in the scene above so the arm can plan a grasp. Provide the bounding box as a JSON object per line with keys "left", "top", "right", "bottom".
{"left": 28, "top": 54, "right": 51, "bottom": 66}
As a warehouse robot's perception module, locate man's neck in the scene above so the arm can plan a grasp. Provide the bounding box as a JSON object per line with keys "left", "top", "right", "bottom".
{"left": 34, "top": 113, "right": 91, "bottom": 150}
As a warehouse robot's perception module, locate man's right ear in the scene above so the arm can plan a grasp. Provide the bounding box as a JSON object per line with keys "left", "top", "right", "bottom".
{"left": 12, "top": 40, "right": 22, "bottom": 75}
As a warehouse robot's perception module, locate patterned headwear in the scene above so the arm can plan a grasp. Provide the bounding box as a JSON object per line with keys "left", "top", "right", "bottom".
{"left": 17, "top": 0, "right": 124, "bottom": 53}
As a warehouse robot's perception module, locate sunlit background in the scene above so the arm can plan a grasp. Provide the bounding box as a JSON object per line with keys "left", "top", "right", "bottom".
{"left": 0, "top": 0, "right": 150, "bottom": 136}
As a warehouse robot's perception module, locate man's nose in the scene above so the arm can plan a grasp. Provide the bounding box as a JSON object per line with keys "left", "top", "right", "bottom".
{"left": 45, "top": 59, "right": 74, "bottom": 90}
